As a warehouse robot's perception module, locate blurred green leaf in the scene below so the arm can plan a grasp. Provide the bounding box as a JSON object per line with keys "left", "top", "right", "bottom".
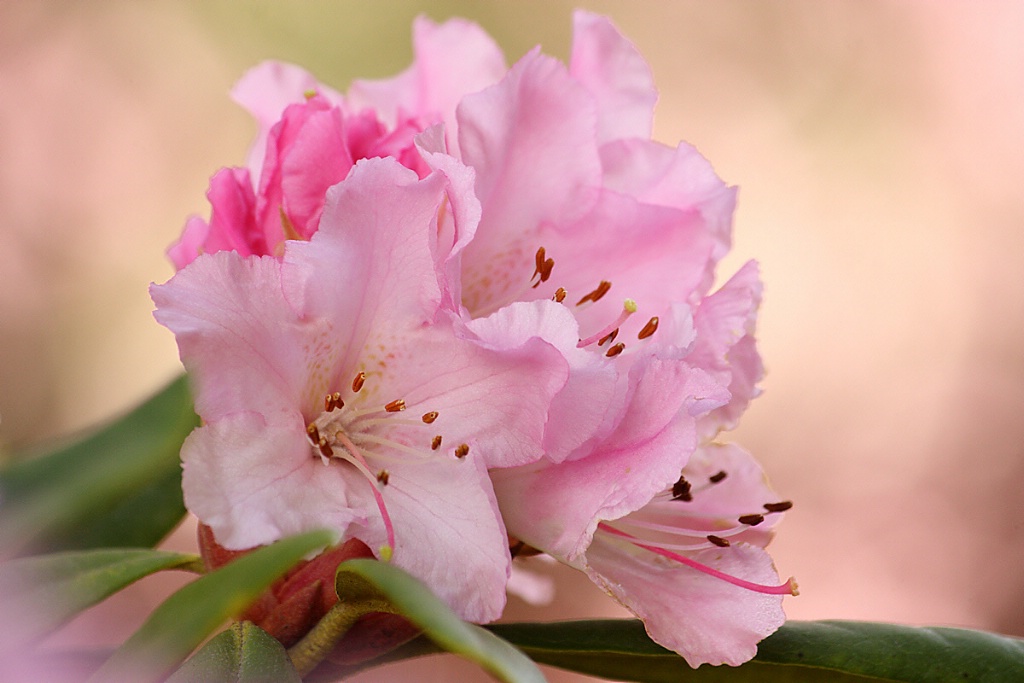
{"left": 487, "top": 619, "right": 1024, "bottom": 682}
{"left": 90, "top": 529, "right": 334, "bottom": 683}
{"left": 323, "top": 559, "right": 545, "bottom": 683}
{"left": 0, "top": 375, "right": 197, "bottom": 554}
{"left": 0, "top": 548, "right": 201, "bottom": 647}
{"left": 167, "top": 621, "right": 301, "bottom": 683}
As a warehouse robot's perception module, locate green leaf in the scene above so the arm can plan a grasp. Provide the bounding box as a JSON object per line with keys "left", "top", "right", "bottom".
{"left": 167, "top": 621, "right": 301, "bottom": 683}
{"left": 0, "top": 375, "right": 198, "bottom": 554}
{"left": 90, "top": 529, "right": 335, "bottom": 683}
{"left": 326, "top": 559, "right": 545, "bottom": 683}
{"left": 0, "top": 548, "right": 201, "bottom": 647}
{"left": 487, "top": 619, "right": 1024, "bottom": 682}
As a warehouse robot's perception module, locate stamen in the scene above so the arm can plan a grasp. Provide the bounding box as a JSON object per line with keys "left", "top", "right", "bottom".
{"left": 739, "top": 514, "right": 765, "bottom": 526}
{"left": 352, "top": 372, "right": 366, "bottom": 393}
{"left": 576, "top": 280, "right": 612, "bottom": 306}
{"left": 598, "top": 329, "right": 619, "bottom": 347}
{"left": 307, "top": 424, "right": 320, "bottom": 444}
{"left": 709, "top": 471, "right": 728, "bottom": 484}
{"left": 303, "top": 88, "right": 317, "bottom": 100}
{"left": 377, "top": 470, "right": 390, "bottom": 485}
{"left": 324, "top": 392, "right": 344, "bottom": 412}
{"left": 318, "top": 437, "right": 334, "bottom": 458}
{"left": 332, "top": 430, "right": 395, "bottom": 559}
{"left": 279, "top": 207, "right": 302, "bottom": 242}
{"left": 600, "top": 523, "right": 798, "bottom": 596}
{"left": 454, "top": 443, "right": 470, "bottom": 459}
{"left": 605, "top": 343, "right": 625, "bottom": 358}
{"left": 552, "top": 287, "right": 567, "bottom": 303}
{"left": 578, "top": 299, "right": 637, "bottom": 348}
{"left": 431, "top": 435, "right": 442, "bottom": 450}
{"left": 707, "top": 534, "right": 730, "bottom": 547}
{"left": 384, "top": 399, "right": 406, "bottom": 413}
{"left": 764, "top": 501, "right": 794, "bottom": 513}
{"left": 356, "top": 433, "right": 435, "bottom": 461}
{"left": 637, "top": 316, "right": 659, "bottom": 340}
{"left": 531, "top": 247, "right": 555, "bottom": 288}
{"left": 671, "top": 477, "right": 693, "bottom": 502}
{"left": 421, "top": 411, "right": 439, "bottom": 424}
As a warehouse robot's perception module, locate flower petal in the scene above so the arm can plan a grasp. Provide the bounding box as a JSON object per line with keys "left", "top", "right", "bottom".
{"left": 457, "top": 50, "right": 602, "bottom": 314}
{"left": 151, "top": 251, "right": 312, "bottom": 421}
{"left": 348, "top": 15, "right": 507, "bottom": 154}
{"left": 569, "top": 10, "right": 657, "bottom": 143}
{"left": 493, "top": 356, "right": 728, "bottom": 560}
{"left": 586, "top": 534, "right": 786, "bottom": 667}
{"left": 182, "top": 410, "right": 360, "bottom": 550}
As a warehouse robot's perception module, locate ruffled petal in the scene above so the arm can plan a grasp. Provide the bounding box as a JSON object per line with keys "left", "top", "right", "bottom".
{"left": 151, "top": 251, "right": 312, "bottom": 421}
{"left": 570, "top": 10, "right": 657, "bottom": 143}
{"left": 458, "top": 50, "right": 602, "bottom": 314}
{"left": 493, "top": 356, "right": 728, "bottom": 561}
{"left": 348, "top": 15, "right": 507, "bottom": 154}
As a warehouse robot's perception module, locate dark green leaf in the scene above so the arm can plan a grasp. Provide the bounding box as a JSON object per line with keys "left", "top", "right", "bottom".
{"left": 167, "top": 621, "right": 301, "bottom": 683}
{"left": 0, "top": 548, "right": 201, "bottom": 647}
{"left": 487, "top": 619, "right": 1024, "bottom": 682}
{"left": 0, "top": 375, "right": 197, "bottom": 554}
{"left": 330, "top": 559, "right": 545, "bottom": 683}
{"left": 90, "top": 529, "right": 334, "bottom": 683}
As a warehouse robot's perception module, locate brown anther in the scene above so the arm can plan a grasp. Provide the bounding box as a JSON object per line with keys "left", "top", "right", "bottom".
{"left": 352, "top": 372, "right": 366, "bottom": 393}
{"left": 384, "top": 399, "right": 406, "bottom": 413}
{"left": 637, "top": 316, "right": 660, "bottom": 340}
{"left": 431, "top": 435, "right": 443, "bottom": 451}
{"left": 318, "top": 437, "right": 334, "bottom": 458}
{"left": 455, "top": 443, "right": 470, "bottom": 459}
{"left": 421, "top": 411, "right": 439, "bottom": 424}
{"left": 376, "top": 470, "right": 390, "bottom": 485}
{"left": 324, "top": 392, "right": 343, "bottom": 412}
{"left": 605, "top": 342, "right": 626, "bottom": 358}
{"left": 306, "top": 424, "right": 320, "bottom": 444}
{"left": 552, "top": 287, "right": 567, "bottom": 303}
{"left": 598, "top": 329, "right": 619, "bottom": 347}
{"left": 707, "top": 535, "right": 731, "bottom": 548}
{"left": 531, "top": 247, "right": 554, "bottom": 288}
{"left": 576, "top": 280, "right": 612, "bottom": 306}
{"left": 671, "top": 477, "right": 693, "bottom": 502}
{"left": 739, "top": 514, "right": 765, "bottom": 526}
{"left": 764, "top": 501, "right": 794, "bottom": 513}
{"left": 709, "top": 471, "right": 728, "bottom": 484}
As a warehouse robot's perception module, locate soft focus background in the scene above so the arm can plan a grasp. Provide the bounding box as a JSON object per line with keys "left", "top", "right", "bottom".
{"left": 2, "top": 1, "right": 1022, "bottom": 681}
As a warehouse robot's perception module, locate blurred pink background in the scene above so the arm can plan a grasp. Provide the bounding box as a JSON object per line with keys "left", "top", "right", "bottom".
{"left": 2, "top": 2, "right": 1022, "bottom": 681}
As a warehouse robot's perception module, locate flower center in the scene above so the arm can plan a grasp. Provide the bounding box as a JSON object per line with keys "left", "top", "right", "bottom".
{"left": 304, "top": 371, "right": 461, "bottom": 562}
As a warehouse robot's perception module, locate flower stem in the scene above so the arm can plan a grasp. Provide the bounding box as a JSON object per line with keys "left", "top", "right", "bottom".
{"left": 287, "top": 597, "right": 397, "bottom": 677}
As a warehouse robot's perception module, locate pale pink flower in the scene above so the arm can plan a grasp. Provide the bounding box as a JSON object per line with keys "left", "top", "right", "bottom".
{"left": 153, "top": 158, "right": 572, "bottom": 622}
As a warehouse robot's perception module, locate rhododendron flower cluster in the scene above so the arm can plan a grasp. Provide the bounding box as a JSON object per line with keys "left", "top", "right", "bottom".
{"left": 154, "top": 10, "right": 795, "bottom": 668}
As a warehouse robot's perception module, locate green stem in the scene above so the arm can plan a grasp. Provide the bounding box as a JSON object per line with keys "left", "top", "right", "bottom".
{"left": 287, "top": 598, "right": 396, "bottom": 677}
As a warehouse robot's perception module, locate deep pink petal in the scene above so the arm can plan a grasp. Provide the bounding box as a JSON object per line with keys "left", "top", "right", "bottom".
{"left": 168, "top": 167, "right": 260, "bottom": 269}
{"left": 569, "top": 11, "right": 657, "bottom": 143}
{"left": 232, "top": 61, "right": 343, "bottom": 172}
{"left": 586, "top": 534, "right": 786, "bottom": 667}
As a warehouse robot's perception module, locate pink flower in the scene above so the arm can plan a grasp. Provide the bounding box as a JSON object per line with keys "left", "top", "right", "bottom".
{"left": 153, "top": 158, "right": 572, "bottom": 622}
